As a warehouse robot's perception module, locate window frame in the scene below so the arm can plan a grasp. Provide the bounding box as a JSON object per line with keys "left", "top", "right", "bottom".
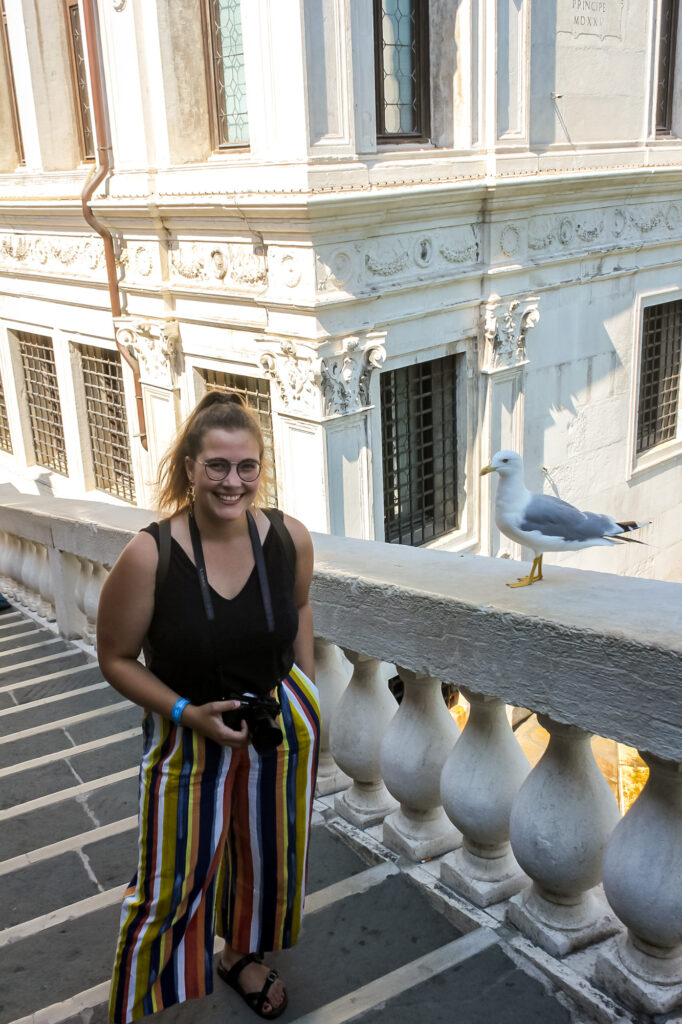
{"left": 200, "top": 0, "right": 250, "bottom": 152}
{"left": 655, "top": 0, "right": 680, "bottom": 136}
{"left": 63, "top": 0, "right": 95, "bottom": 163}
{"left": 15, "top": 331, "right": 69, "bottom": 476}
{"left": 373, "top": 0, "right": 431, "bottom": 144}
{"left": 0, "top": 0, "right": 24, "bottom": 166}
{"left": 379, "top": 353, "right": 459, "bottom": 547}
{"left": 628, "top": 288, "right": 682, "bottom": 478}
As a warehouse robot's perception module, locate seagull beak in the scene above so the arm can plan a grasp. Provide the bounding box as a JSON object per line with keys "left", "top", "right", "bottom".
{"left": 480, "top": 465, "right": 495, "bottom": 476}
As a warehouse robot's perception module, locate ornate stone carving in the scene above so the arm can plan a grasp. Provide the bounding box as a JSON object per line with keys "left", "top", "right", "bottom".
{"left": 628, "top": 208, "right": 665, "bottom": 234}
{"left": 483, "top": 297, "right": 539, "bottom": 371}
{"left": 528, "top": 218, "right": 555, "bottom": 251}
{"left": 169, "top": 242, "right": 266, "bottom": 288}
{"left": 113, "top": 0, "right": 127, "bottom": 9}
{"left": 439, "top": 225, "right": 479, "bottom": 264}
{"left": 320, "top": 337, "right": 387, "bottom": 416}
{"left": 0, "top": 233, "right": 105, "bottom": 276}
{"left": 500, "top": 225, "right": 521, "bottom": 258}
{"left": 115, "top": 318, "right": 180, "bottom": 389}
{"left": 575, "top": 218, "right": 604, "bottom": 242}
{"left": 260, "top": 340, "right": 318, "bottom": 414}
{"left": 365, "top": 249, "right": 410, "bottom": 277}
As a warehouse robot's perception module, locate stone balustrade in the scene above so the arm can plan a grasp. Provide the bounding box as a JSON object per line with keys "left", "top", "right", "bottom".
{"left": 0, "top": 491, "right": 681, "bottom": 1017}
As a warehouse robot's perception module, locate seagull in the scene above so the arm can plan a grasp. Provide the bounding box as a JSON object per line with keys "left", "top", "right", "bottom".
{"left": 480, "top": 450, "right": 648, "bottom": 587}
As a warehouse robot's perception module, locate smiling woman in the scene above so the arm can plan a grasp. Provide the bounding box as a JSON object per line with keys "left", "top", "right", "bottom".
{"left": 96, "top": 391, "right": 318, "bottom": 1024}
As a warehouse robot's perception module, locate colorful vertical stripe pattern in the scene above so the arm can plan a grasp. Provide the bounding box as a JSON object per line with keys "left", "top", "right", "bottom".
{"left": 109, "top": 668, "right": 320, "bottom": 1023}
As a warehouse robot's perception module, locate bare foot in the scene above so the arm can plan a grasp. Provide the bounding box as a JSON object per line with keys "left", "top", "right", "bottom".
{"left": 220, "top": 949, "right": 286, "bottom": 1015}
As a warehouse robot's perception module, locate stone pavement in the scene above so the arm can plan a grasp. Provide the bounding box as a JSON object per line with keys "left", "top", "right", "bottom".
{"left": 0, "top": 605, "right": 644, "bottom": 1024}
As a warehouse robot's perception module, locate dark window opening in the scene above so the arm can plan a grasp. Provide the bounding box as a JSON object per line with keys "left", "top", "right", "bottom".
{"left": 0, "top": 0, "right": 24, "bottom": 164}
{"left": 18, "top": 333, "right": 68, "bottom": 475}
{"left": 381, "top": 355, "right": 458, "bottom": 545}
{"left": 656, "top": 0, "right": 679, "bottom": 135}
{"left": 373, "top": 0, "right": 430, "bottom": 142}
{"left": 80, "top": 345, "right": 136, "bottom": 503}
{"left": 0, "top": 370, "right": 12, "bottom": 453}
{"left": 637, "top": 299, "right": 681, "bottom": 453}
{"left": 65, "top": 0, "right": 95, "bottom": 161}
{"left": 202, "top": 0, "right": 249, "bottom": 149}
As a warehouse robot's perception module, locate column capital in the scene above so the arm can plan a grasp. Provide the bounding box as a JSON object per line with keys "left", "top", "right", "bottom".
{"left": 482, "top": 296, "right": 539, "bottom": 373}
{"left": 320, "top": 334, "right": 387, "bottom": 417}
{"left": 114, "top": 317, "right": 181, "bottom": 390}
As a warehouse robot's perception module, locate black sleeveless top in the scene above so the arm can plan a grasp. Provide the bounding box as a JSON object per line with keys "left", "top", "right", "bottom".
{"left": 142, "top": 515, "right": 298, "bottom": 703}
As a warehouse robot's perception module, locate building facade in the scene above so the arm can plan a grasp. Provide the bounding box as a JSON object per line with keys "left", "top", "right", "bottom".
{"left": 0, "top": 0, "right": 680, "bottom": 580}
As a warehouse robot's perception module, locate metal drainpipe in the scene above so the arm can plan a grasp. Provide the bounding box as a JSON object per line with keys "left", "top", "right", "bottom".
{"left": 80, "top": 0, "right": 147, "bottom": 449}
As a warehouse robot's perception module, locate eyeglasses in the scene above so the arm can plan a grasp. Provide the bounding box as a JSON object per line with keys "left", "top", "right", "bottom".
{"left": 195, "top": 458, "right": 262, "bottom": 482}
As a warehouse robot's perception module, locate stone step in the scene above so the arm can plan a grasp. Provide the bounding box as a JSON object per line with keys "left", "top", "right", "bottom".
{"left": 0, "top": 733, "right": 142, "bottom": 812}
{"left": 0, "top": 637, "right": 67, "bottom": 667}
{"left": 0, "top": 682, "right": 114, "bottom": 737}
{"left": 0, "top": 701, "right": 138, "bottom": 768}
{"left": 0, "top": 772, "right": 139, "bottom": 860}
{"left": 0, "top": 627, "right": 50, "bottom": 653}
{"left": 0, "top": 648, "right": 89, "bottom": 684}
{"left": 6, "top": 663, "right": 104, "bottom": 704}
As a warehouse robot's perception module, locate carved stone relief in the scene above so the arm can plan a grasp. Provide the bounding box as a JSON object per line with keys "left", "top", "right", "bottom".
{"left": 169, "top": 242, "right": 267, "bottom": 289}
{"left": 115, "top": 318, "right": 180, "bottom": 390}
{"left": 483, "top": 297, "right": 539, "bottom": 372}
{"left": 320, "top": 337, "right": 387, "bottom": 416}
{"left": 315, "top": 223, "right": 480, "bottom": 294}
{"left": 260, "top": 340, "right": 319, "bottom": 416}
{"left": 0, "top": 233, "right": 105, "bottom": 277}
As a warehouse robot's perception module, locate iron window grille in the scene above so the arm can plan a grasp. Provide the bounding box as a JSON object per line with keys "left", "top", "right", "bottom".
{"left": 637, "top": 299, "right": 681, "bottom": 453}
{"left": 64, "top": 0, "right": 95, "bottom": 161}
{"left": 18, "top": 333, "right": 68, "bottom": 475}
{"left": 373, "top": 0, "right": 430, "bottom": 142}
{"left": 202, "top": 0, "right": 250, "bottom": 149}
{"left": 0, "top": 0, "right": 24, "bottom": 164}
{"left": 80, "top": 345, "right": 136, "bottom": 503}
{"left": 201, "top": 369, "right": 277, "bottom": 505}
{"left": 0, "top": 371, "right": 12, "bottom": 453}
{"left": 656, "top": 0, "right": 679, "bottom": 134}
{"left": 381, "top": 355, "right": 458, "bottom": 546}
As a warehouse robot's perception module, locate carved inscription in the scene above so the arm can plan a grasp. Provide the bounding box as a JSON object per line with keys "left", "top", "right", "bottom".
{"left": 558, "top": 0, "right": 624, "bottom": 39}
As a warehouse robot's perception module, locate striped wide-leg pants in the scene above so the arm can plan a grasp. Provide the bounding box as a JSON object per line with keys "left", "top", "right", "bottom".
{"left": 108, "top": 667, "right": 320, "bottom": 1024}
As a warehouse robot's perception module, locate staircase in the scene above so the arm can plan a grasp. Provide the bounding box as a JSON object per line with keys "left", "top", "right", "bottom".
{"left": 0, "top": 606, "right": 603, "bottom": 1024}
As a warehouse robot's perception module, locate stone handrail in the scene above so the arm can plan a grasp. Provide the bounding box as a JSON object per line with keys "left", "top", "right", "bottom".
{"left": 1, "top": 490, "right": 681, "bottom": 1017}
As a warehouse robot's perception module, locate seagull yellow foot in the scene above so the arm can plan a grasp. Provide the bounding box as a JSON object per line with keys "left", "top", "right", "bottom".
{"left": 507, "top": 555, "right": 543, "bottom": 588}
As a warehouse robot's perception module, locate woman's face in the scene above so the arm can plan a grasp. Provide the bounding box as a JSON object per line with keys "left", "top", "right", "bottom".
{"left": 185, "top": 427, "right": 262, "bottom": 522}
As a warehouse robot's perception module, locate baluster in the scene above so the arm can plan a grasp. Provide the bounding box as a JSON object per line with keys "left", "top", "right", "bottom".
{"left": 16, "top": 538, "right": 32, "bottom": 607}
{"left": 507, "top": 716, "right": 620, "bottom": 956}
{"left": 0, "top": 532, "right": 11, "bottom": 593}
{"left": 440, "top": 690, "right": 530, "bottom": 905}
{"left": 37, "top": 545, "right": 56, "bottom": 621}
{"left": 596, "top": 754, "right": 682, "bottom": 1014}
{"left": 25, "top": 542, "right": 42, "bottom": 612}
{"left": 83, "top": 561, "right": 107, "bottom": 646}
{"left": 3, "top": 535, "right": 22, "bottom": 602}
{"left": 74, "top": 557, "right": 93, "bottom": 626}
{"left": 314, "top": 639, "right": 351, "bottom": 796}
{"left": 381, "top": 667, "right": 460, "bottom": 861}
{"left": 331, "top": 650, "right": 398, "bottom": 827}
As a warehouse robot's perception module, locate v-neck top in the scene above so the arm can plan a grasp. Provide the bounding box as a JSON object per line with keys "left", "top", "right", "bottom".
{"left": 141, "top": 517, "right": 298, "bottom": 702}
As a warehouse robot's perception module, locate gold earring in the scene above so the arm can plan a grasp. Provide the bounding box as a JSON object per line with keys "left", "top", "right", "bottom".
{"left": 187, "top": 482, "right": 195, "bottom": 508}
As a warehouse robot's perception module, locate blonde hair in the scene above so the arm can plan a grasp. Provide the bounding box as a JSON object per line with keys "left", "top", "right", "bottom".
{"left": 156, "top": 391, "right": 271, "bottom": 515}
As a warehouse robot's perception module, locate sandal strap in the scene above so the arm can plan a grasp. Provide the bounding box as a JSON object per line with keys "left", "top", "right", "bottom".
{"left": 223, "top": 951, "right": 263, "bottom": 987}
{"left": 251, "top": 969, "right": 279, "bottom": 1013}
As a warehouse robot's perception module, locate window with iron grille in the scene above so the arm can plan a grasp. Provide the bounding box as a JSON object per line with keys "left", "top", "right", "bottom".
{"left": 0, "top": 371, "right": 12, "bottom": 453}
{"left": 637, "top": 299, "right": 681, "bottom": 453}
{"left": 201, "top": 369, "right": 277, "bottom": 505}
{"left": 202, "top": 0, "right": 249, "bottom": 148}
{"left": 1, "top": 0, "right": 24, "bottom": 165}
{"left": 656, "top": 0, "right": 679, "bottom": 135}
{"left": 79, "top": 345, "right": 136, "bottom": 503}
{"left": 65, "top": 0, "right": 95, "bottom": 161}
{"left": 18, "top": 333, "right": 68, "bottom": 475}
{"left": 381, "top": 355, "right": 458, "bottom": 545}
{"left": 373, "top": 0, "right": 430, "bottom": 142}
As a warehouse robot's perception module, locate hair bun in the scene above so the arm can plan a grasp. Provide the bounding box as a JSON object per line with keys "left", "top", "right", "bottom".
{"left": 194, "top": 390, "right": 246, "bottom": 415}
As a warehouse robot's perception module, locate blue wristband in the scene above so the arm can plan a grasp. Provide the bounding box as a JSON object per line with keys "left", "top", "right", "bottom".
{"left": 171, "top": 698, "right": 190, "bottom": 724}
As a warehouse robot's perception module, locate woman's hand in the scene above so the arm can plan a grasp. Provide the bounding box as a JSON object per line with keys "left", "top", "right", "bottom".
{"left": 183, "top": 700, "right": 250, "bottom": 748}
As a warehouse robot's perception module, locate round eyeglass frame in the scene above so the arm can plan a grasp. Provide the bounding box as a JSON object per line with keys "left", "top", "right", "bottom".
{"left": 195, "top": 458, "right": 262, "bottom": 483}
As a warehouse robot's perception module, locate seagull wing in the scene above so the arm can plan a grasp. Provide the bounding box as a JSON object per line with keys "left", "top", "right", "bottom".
{"left": 520, "top": 493, "right": 618, "bottom": 541}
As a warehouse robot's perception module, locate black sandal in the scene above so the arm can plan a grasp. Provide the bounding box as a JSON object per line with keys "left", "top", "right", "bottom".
{"left": 217, "top": 952, "right": 288, "bottom": 1020}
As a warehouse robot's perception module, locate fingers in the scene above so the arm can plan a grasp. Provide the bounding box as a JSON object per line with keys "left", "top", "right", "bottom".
{"left": 210, "top": 699, "right": 241, "bottom": 713}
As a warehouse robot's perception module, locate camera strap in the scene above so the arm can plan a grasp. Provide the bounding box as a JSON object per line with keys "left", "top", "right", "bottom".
{"left": 188, "top": 509, "right": 280, "bottom": 695}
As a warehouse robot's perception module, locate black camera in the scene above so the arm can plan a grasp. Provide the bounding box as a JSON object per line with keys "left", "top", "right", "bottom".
{"left": 222, "top": 692, "right": 283, "bottom": 754}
